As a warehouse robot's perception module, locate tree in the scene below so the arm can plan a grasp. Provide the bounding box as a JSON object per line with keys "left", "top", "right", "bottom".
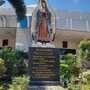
{"left": 0, "top": 0, "right": 5, "bottom": 6}
{"left": 0, "top": 0, "right": 26, "bottom": 21}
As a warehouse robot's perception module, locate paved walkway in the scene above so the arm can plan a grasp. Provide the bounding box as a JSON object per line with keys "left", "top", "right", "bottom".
{"left": 28, "top": 86, "right": 67, "bottom": 90}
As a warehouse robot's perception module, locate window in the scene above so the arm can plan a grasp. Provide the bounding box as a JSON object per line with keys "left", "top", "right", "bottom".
{"left": 2, "top": 39, "right": 8, "bottom": 46}
{"left": 62, "top": 41, "right": 68, "bottom": 48}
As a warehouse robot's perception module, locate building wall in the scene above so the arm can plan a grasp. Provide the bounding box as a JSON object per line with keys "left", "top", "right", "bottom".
{"left": 0, "top": 15, "right": 17, "bottom": 27}
{"left": 54, "top": 38, "right": 79, "bottom": 49}
{"left": 54, "top": 29, "right": 90, "bottom": 49}
{"left": 54, "top": 40, "right": 77, "bottom": 49}
{"left": 16, "top": 28, "right": 31, "bottom": 52}
{"left": 0, "top": 28, "right": 16, "bottom": 48}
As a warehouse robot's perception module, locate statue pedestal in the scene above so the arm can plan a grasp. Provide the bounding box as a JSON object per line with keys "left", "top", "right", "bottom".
{"left": 29, "top": 47, "right": 60, "bottom": 85}
{"left": 29, "top": 0, "right": 57, "bottom": 85}
{"left": 32, "top": 41, "right": 55, "bottom": 48}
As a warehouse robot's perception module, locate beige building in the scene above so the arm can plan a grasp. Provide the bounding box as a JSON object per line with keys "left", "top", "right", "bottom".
{"left": 0, "top": 7, "right": 17, "bottom": 48}
{"left": 0, "top": 5, "right": 90, "bottom": 50}
{"left": 54, "top": 10, "right": 90, "bottom": 49}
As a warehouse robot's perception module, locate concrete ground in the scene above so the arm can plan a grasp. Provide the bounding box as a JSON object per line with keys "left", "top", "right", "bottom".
{"left": 28, "top": 86, "right": 67, "bottom": 90}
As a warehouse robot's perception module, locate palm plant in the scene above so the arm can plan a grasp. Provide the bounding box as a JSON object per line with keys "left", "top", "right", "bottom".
{"left": 0, "top": 0, "right": 5, "bottom": 6}
{"left": 0, "top": 0, "right": 26, "bottom": 21}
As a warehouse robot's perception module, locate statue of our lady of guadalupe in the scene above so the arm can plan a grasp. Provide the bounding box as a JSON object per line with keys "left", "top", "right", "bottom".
{"left": 31, "top": 0, "right": 55, "bottom": 45}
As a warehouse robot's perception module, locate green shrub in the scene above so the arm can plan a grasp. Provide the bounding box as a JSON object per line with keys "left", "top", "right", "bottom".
{"left": 68, "top": 77, "right": 81, "bottom": 90}
{"left": 86, "top": 74, "right": 90, "bottom": 84}
{"left": 0, "top": 85, "right": 4, "bottom": 90}
{"left": 8, "top": 76, "right": 30, "bottom": 90}
{"left": 0, "top": 58, "right": 6, "bottom": 78}
{"left": 60, "top": 54, "right": 78, "bottom": 81}
{"left": 77, "top": 40, "right": 90, "bottom": 67}
{"left": 0, "top": 48, "right": 28, "bottom": 79}
{"left": 83, "top": 71, "right": 90, "bottom": 84}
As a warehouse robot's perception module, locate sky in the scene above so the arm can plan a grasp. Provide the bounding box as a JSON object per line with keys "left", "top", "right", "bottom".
{"left": 1, "top": 0, "right": 90, "bottom": 12}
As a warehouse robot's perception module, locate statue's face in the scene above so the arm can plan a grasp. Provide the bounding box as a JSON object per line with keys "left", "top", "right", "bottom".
{"left": 41, "top": 1, "right": 46, "bottom": 8}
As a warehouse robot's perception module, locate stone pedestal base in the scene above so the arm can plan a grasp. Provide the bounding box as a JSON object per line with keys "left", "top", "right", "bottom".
{"left": 32, "top": 41, "right": 55, "bottom": 48}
